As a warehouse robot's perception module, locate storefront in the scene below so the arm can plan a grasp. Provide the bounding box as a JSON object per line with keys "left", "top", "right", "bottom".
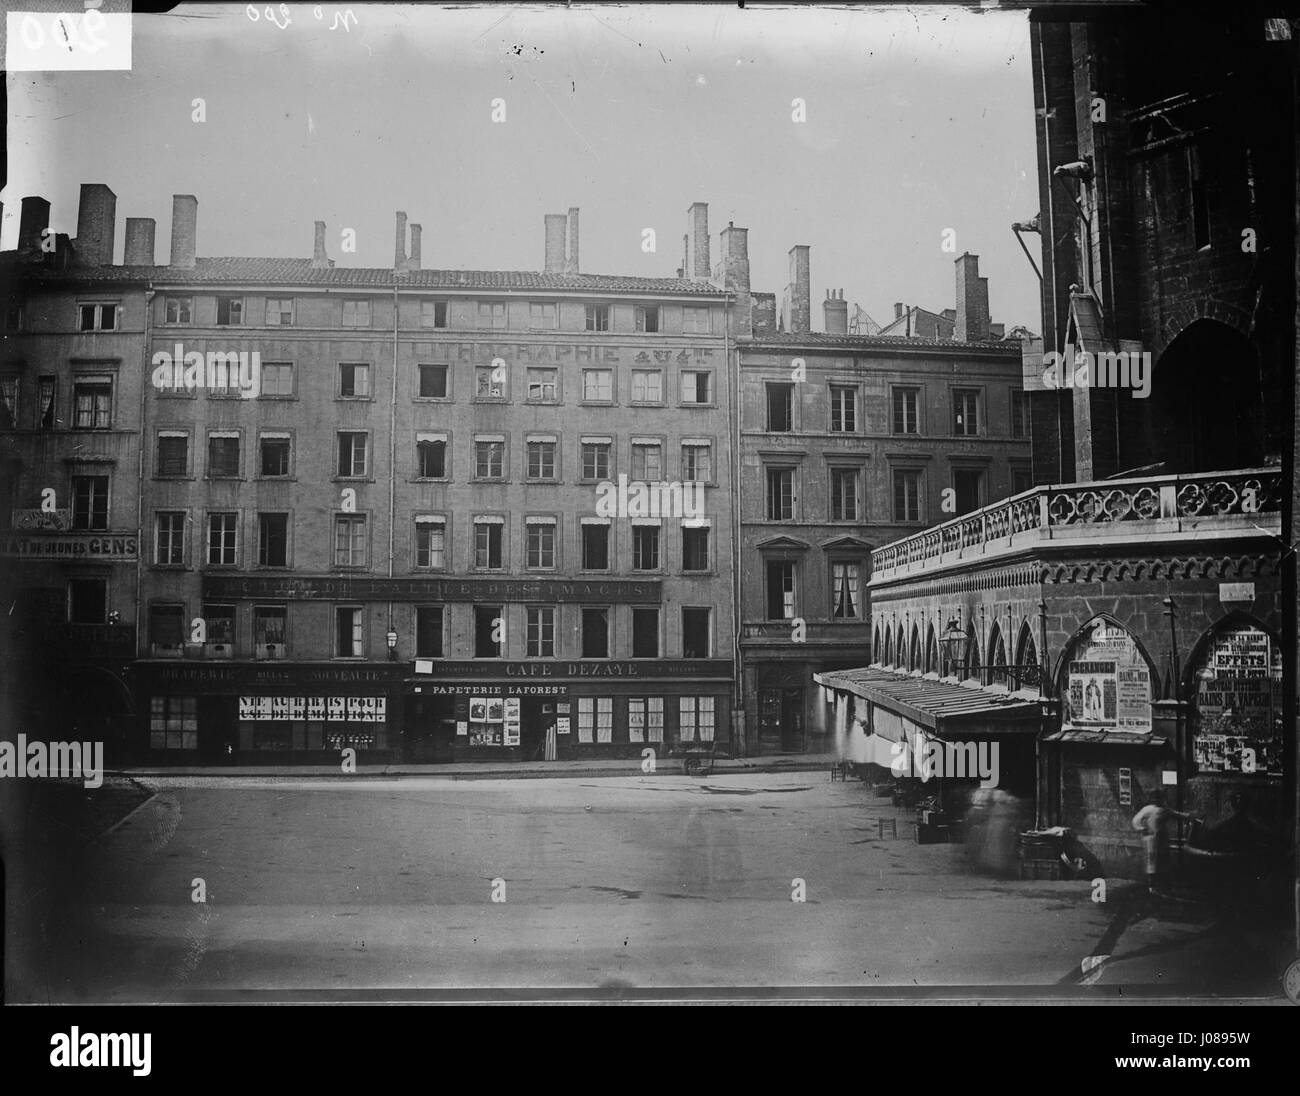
{"left": 135, "top": 662, "right": 407, "bottom": 763}
{"left": 404, "top": 659, "right": 734, "bottom": 762}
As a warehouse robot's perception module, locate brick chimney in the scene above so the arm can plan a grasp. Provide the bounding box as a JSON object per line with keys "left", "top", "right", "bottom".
{"left": 409, "top": 223, "right": 422, "bottom": 270}
{"left": 781, "top": 245, "right": 811, "bottom": 334}
{"left": 718, "top": 221, "right": 751, "bottom": 339}
{"left": 394, "top": 211, "right": 408, "bottom": 270}
{"left": 823, "top": 288, "right": 848, "bottom": 334}
{"left": 686, "top": 202, "right": 710, "bottom": 279}
{"left": 954, "top": 252, "right": 990, "bottom": 341}
{"left": 169, "top": 195, "right": 198, "bottom": 268}
{"left": 894, "top": 302, "right": 904, "bottom": 320}
{"left": 18, "top": 196, "right": 51, "bottom": 255}
{"left": 564, "top": 207, "right": 579, "bottom": 274}
{"left": 124, "top": 217, "right": 156, "bottom": 265}
{"left": 75, "top": 183, "right": 116, "bottom": 265}
{"left": 544, "top": 213, "right": 567, "bottom": 273}
{"left": 312, "top": 220, "right": 330, "bottom": 269}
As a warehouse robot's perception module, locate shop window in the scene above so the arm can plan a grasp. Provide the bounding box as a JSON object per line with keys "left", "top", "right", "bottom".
{"left": 578, "top": 697, "right": 613, "bottom": 743}
{"left": 1062, "top": 619, "right": 1153, "bottom": 734}
{"left": 680, "top": 696, "right": 716, "bottom": 743}
{"left": 150, "top": 696, "right": 198, "bottom": 750}
{"left": 1191, "top": 623, "right": 1283, "bottom": 776}
{"left": 628, "top": 696, "right": 664, "bottom": 743}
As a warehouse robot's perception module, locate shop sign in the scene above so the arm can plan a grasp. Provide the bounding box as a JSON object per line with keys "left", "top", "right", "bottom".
{"left": 203, "top": 574, "right": 661, "bottom": 604}
{"left": 1064, "top": 621, "right": 1151, "bottom": 733}
{"left": 238, "top": 695, "right": 386, "bottom": 721}
{"left": 1, "top": 533, "right": 138, "bottom": 560}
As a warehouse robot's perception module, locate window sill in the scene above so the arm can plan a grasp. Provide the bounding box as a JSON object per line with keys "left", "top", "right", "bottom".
{"left": 470, "top": 478, "right": 509, "bottom": 485}
{"left": 411, "top": 477, "right": 450, "bottom": 483}
{"left": 332, "top": 477, "right": 377, "bottom": 484}
{"left": 414, "top": 396, "right": 453, "bottom": 403}
{"left": 336, "top": 396, "right": 375, "bottom": 403}
{"left": 678, "top": 402, "right": 717, "bottom": 410}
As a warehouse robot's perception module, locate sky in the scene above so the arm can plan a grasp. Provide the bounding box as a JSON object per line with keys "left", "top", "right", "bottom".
{"left": 4, "top": 3, "right": 1044, "bottom": 332}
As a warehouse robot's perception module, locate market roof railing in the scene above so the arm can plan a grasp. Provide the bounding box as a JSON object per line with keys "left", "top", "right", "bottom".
{"left": 870, "top": 467, "right": 1282, "bottom": 586}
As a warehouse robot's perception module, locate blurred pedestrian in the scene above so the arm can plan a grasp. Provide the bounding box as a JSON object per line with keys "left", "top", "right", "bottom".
{"left": 1131, "top": 791, "right": 1194, "bottom": 891}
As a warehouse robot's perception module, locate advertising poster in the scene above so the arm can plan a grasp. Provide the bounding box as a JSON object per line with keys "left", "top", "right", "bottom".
{"left": 503, "top": 721, "right": 520, "bottom": 746}
{"left": 469, "top": 698, "right": 487, "bottom": 722}
{"left": 1065, "top": 623, "right": 1151, "bottom": 733}
{"left": 455, "top": 721, "right": 468, "bottom": 737}
{"left": 1194, "top": 626, "right": 1282, "bottom": 774}
{"left": 556, "top": 717, "right": 571, "bottom": 735}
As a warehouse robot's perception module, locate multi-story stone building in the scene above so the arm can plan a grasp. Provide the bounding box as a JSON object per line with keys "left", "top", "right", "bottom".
{"left": 131, "top": 196, "right": 737, "bottom": 763}
{"left": 0, "top": 185, "right": 148, "bottom": 754}
{"left": 728, "top": 241, "right": 1031, "bottom": 756}
{"left": 817, "top": 7, "right": 1293, "bottom": 881}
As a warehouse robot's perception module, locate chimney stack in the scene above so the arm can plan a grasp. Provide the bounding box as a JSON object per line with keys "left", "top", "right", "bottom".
{"left": 781, "top": 245, "right": 811, "bottom": 334}
{"left": 718, "top": 222, "right": 751, "bottom": 339}
{"left": 169, "top": 195, "right": 198, "bottom": 268}
{"left": 409, "top": 223, "right": 422, "bottom": 270}
{"left": 686, "top": 202, "right": 710, "bottom": 279}
{"left": 954, "top": 252, "right": 990, "bottom": 341}
{"left": 311, "top": 220, "right": 330, "bottom": 269}
{"left": 894, "top": 302, "right": 904, "bottom": 320}
{"left": 75, "top": 183, "right": 116, "bottom": 265}
{"left": 564, "top": 207, "right": 579, "bottom": 274}
{"left": 124, "top": 217, "right": 156, "bottom": 265}
{"left": 823, "top": 288, "right": 848, "bottom": 335}
{"left": 394, "top": 211, "right": 408, "bottom": 270}
{"left": 544, "top": 213, "right": 567, "bottom": 273}
{"left": 18, "top": 197, "right": 51, "bottom": 254}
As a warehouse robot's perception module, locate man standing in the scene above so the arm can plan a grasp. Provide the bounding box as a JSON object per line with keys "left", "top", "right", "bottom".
{"left": 1131, "top": 791, "right": 1196, "bottom": 892}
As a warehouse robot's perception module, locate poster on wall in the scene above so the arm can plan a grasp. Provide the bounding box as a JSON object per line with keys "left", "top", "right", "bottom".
{"left": 455, "top": 721, "right": 468, "bottom": 737}
{"left": 469, "top": 698, "right": 488, "bottom": 722}
{"left": 556, "top": 717, "right": 570, "bottom": 735}
{"left": 1065, "top": 622, "right": 1151, "bottom": 733}
{"left": 1194, "top": 626, "right": 1282, "bottom": 774}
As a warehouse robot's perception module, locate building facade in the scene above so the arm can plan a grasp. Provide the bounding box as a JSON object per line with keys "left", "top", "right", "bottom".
{"left": 730, "top": 243, "right": 1032, "bottom": 755}
{"left": 0, "top": 186, "right": 147, "bottom": 756}
{"left": 134, "top": 199, "right": 738, "bottom": 763}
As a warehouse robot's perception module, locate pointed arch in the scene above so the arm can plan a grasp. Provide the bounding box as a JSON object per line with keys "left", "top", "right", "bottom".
{"left": 872, "top": 623, "right": 881, "bottom": 664}
{"left": 909, "top": 624, "right": 922, "bottom": 672}
{"left": 963, "top": 621, "right": 981, "bottom": 681}
{"left": 1015, "top": 620, "right": 1039, "bottom": 691}
{"left": 987, "top": 623, "right": 1008, "bottom": 687}
{"left": 925, "top": 623, "right": 939, "bottom": 675}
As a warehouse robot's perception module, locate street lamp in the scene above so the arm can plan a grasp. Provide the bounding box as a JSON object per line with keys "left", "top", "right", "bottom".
{"left": 938, "top": 617, "right": 970, "bottom": 677}
{"left": 386, "top": 629, "right": 398, "bottom": 661}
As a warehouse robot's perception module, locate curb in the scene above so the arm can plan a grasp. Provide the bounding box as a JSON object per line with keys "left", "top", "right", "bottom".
{"left": 107, "top": 760, "right": 838, "bottom": 781}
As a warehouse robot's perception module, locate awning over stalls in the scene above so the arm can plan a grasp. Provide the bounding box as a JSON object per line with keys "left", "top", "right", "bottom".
{"left": 814, "top": 667, "right": 1043, "bottom": 739}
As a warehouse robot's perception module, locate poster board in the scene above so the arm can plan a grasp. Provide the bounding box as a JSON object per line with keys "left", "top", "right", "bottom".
{"left": 1064, "top": 622, "right": 1151, "bottom": 733}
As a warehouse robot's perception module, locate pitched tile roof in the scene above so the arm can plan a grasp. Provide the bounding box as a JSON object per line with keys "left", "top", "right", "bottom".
{"left": 2, "top": 254, "right": 725, "bottom": 295}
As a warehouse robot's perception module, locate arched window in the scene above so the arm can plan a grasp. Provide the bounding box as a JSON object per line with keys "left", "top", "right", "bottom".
{"left": 872, "top": 624, "right": 881, "bottom": 664}
{"left": 909, "top": 626, "right": 922, "bottom": 672}
{"left": 1188, "top": 620, "right": 1282, "bottom": 777}
{"left": 883, "top": 627, "right": 893, "bottom": 667}
{"left": 925, "top": 625, "right": 939, "bottom": 674}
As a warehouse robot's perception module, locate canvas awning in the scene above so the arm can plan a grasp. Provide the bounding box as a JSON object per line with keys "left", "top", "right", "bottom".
{"left": 815, "top": 667, "right": 1042, "bottom": 739}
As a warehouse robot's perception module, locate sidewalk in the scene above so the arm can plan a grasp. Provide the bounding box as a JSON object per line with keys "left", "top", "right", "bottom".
{"left": 113, "top": 753, "right": 841, "bottom": 780}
